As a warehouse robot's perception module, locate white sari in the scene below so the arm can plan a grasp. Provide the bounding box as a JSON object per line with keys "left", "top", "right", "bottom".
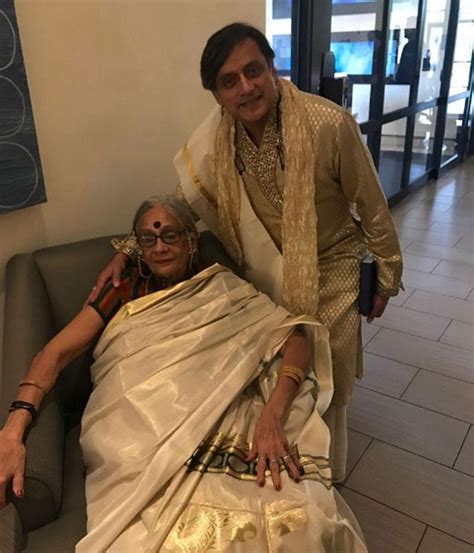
{"left": 76, "top": 265, "right": 367, "bottom": 552}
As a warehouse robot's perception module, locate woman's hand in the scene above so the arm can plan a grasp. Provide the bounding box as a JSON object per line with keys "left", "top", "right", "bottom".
{"left": 246, "top": 404, "right": 301, "bottom": 491}
{"left": 0, "top": 431, "right": 26, "bottom": 506}
{"left": 84, "top": 253, "right": 129, "bottom": 306}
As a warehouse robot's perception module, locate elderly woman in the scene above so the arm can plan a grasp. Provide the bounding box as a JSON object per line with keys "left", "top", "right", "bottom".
{"left": 0, "top": 196, "right": 367, "bottom": 552}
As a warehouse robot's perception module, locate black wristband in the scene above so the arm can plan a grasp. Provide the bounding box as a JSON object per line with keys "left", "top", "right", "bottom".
{"left": 9, "top": 400, "right": 38, "bottom": 420}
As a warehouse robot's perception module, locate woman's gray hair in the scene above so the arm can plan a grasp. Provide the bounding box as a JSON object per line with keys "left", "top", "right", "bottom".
{"left": 132, "top": 194, "right": 198, "bottom": 236}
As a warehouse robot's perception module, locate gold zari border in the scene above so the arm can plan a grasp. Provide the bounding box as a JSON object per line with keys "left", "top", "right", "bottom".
{"left": 186, "top": 432, "right": 332, "bottom": 489}
{"left": 183, "top": 143, "right": 218, "bottom": 210}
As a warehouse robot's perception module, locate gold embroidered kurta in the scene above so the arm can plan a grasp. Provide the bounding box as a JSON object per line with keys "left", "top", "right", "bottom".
{"left": 174, "top": 95, "right": 400, "bottom": 405}
{"left": 230, "top": 92, "right": 402, "bottom": 404}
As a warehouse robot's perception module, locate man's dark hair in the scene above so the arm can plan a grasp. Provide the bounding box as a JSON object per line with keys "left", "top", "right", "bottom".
{"left": 200, "top": 22, "right": 275, "bottom": 91}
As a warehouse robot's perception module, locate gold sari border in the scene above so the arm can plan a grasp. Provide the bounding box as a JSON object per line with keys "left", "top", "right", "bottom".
{"left": 186, "top": 432, "right": 332, "bottom": 489}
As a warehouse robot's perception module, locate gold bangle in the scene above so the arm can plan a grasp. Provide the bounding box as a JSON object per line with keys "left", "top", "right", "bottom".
{"left": 19, "top": 380, "right": 47, "bottom": 396}
{"left": 278, "top": 364, "right": 305, "bottom": 386}
{"left": 280, "top": 372, "right": 302, "bottom": 387}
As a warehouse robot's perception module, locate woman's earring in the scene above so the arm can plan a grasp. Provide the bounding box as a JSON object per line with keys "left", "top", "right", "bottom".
{"left": 138, "top": 255, "right": 151, "bottom": 278}
{"left": 186, "top": 233, "right": 197, "bottom": 274}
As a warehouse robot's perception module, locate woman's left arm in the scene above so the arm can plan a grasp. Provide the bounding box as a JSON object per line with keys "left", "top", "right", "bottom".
{"left": 246, "top": 327, "right": 311, "bottom": 491}
{"left": 0, "top": 307, "right": 104, "bottom": 505}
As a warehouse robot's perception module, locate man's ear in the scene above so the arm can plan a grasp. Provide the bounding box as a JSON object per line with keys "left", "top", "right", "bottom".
{"left": 212, "top": 91, "right": 226, "bottom": 115}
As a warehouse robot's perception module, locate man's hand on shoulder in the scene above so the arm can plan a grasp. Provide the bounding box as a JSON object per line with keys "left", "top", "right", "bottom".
{"left": 84, "top": 253, "right": 129, "bottom": 306}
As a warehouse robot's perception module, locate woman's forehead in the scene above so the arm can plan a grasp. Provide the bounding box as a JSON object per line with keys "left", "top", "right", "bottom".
{"left": 139, "top": 204, "right": 181, "bottom": 228}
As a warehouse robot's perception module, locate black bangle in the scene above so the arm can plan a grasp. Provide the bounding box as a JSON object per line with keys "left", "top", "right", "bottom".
{"left": 9, "top": 400, "right": 38, "bottom": 420}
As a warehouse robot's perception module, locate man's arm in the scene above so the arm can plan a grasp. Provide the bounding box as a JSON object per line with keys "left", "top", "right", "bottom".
{"left": 86, "top": 232, "right": 140, "bottom": 305}
{"left": 337, "top": 110, "right": 403, "bottom": 313}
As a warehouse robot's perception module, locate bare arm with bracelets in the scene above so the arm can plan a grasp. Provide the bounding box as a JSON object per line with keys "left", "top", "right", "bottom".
{"left": 246, "top": 326, "right": 312, "bottom": 491}
{"left": 0, "top": 307, "right": 104, "bottom": 506}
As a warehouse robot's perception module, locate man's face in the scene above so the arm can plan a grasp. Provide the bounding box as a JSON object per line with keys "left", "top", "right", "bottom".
{"left": 213, "top": 38, "right": 278, "bottom": 129}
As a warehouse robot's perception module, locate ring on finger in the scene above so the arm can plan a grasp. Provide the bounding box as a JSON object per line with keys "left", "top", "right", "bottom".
{"left": 282, "top": 454, "right": 292, "bottom": 462}
{"left": 269, "top": 458, "right": 279, "bottom": 464}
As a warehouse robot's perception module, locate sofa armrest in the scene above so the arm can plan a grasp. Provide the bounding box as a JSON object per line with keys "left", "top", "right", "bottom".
{"left": 0, "top": 504, "right": 22, "bottom": 553}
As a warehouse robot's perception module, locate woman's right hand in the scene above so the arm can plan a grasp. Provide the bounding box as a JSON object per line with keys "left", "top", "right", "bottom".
{"left": 0, "top": 431, "right": 26, "bottom": 505}
{"left": 84, "top": 253, "right": 129, "bottom": 306}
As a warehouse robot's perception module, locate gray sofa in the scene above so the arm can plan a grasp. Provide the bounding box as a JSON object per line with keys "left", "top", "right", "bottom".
{"left": 0, "top": 232, "right": 238, "bottom": 553}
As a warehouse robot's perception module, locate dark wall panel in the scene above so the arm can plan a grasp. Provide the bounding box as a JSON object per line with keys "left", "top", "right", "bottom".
{"left": 0, "top": 4, "right": 46, "bottom": 215}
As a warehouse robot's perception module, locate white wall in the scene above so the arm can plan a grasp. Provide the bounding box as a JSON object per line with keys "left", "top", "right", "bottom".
{"left": 0, "top": 0, "right": 265, "bottom": 387}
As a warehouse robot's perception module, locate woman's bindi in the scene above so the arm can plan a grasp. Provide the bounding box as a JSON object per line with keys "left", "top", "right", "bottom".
{"left": 153, "top": 221, "right": 161, "bottom": 229}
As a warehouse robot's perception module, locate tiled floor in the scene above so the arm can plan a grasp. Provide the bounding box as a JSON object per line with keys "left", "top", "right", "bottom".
{"left": 340, "top": 158, "right": 474, "bottom": 553}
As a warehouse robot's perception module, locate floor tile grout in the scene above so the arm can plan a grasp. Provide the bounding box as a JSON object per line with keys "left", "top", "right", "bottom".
{"left": 342, "top": 480, "right": 474, "bottom": 546}
{"left": 365, "top": 320, "right": 463, "bottom": 346}
{"left": 398, "top": 287, "right": 415, "bottom": 306}
{"left": 429, "top": 258, "right": 443, "bottom": 274}
{"left": 398, "top": 284, "right": 474, "bottom": 301}
{"left": 344, "top": 436, "right": 373, "bottom": 483}
{"left": 452, "top": 234, "right": 465, "bottom": 248}
{"left": 360, "top": 350, "right": 474, "bottom": 386}
{"left": 346, "top": 430, "right": 468, "bottom": 469}
{"left": 352, "top": 383, "right": 473, "bottom": 426}
{"left": 436, "top": 318, "right": 453, "bottom": 343}
{"left": 361, "top": 325, "right": 381, "bottom": 348}
{"left": 414, "top": 525, "right": 428, "bottom": 553}
{"left": 391, "top": 292, "right": 473, "bottom": 322}
{"left": 398, "top": 366, "right": 421, "bottom": 399}
{"left": 438, "top": 335, "right": 474, "bottom": 353}
{"left": 422, "top": 526, "right": 474, "bottom": 549}
{"left": 451, "top": 424, "right": 472, "bottom": 470}
{"left": 388, "top": 302, "right": 453, "bottom": 322}
{"left": 352, "top": 165, "right": 474, "bottom": 551}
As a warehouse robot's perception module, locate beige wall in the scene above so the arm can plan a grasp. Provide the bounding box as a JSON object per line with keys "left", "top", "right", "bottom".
{"left": 0, "top": 0, "right": 265, "bottom": 385}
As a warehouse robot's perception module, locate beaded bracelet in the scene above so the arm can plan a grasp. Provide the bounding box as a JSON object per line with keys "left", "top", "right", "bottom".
{"left": 9, "top": 400, "right": 38, "bottom": 420}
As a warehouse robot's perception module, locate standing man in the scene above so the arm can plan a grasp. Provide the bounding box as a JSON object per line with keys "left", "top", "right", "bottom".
{"left": 93, "top": 23, "right": 403, "bottom": 481}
